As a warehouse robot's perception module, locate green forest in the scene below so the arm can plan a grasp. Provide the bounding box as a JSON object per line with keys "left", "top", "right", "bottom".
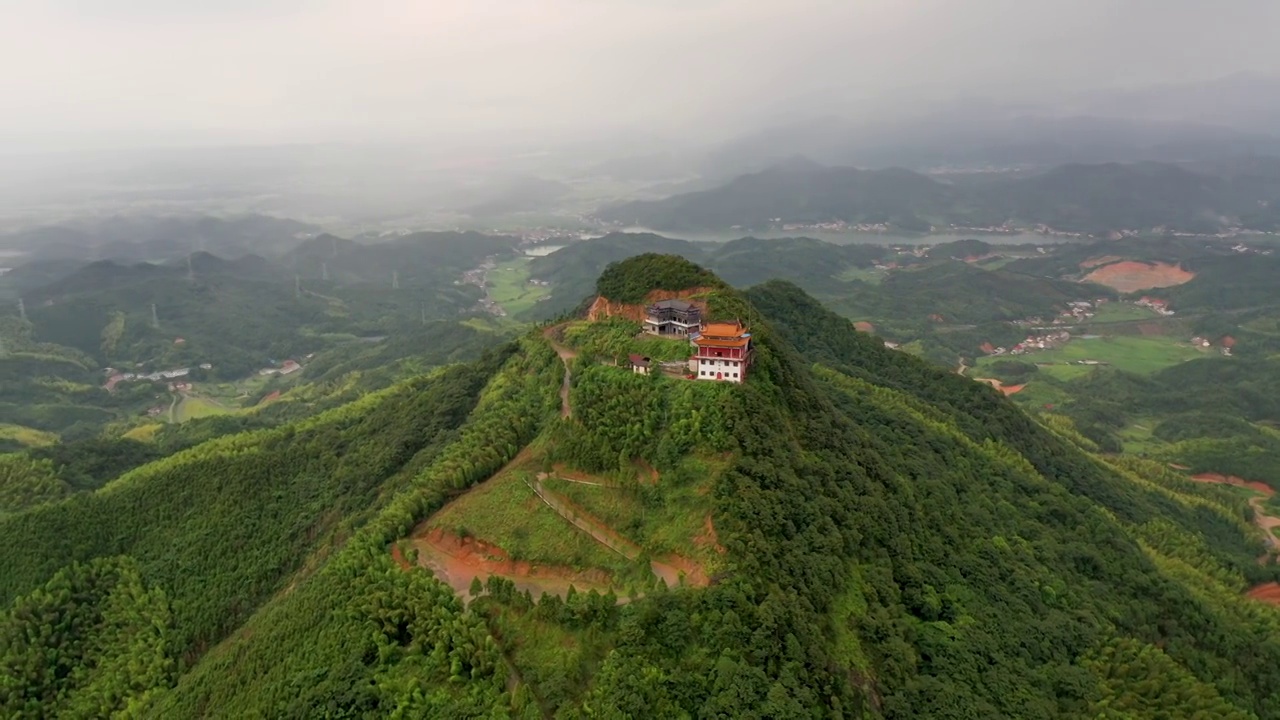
{"left": 2, "top": 254, "right": 1278, "bottom": 718}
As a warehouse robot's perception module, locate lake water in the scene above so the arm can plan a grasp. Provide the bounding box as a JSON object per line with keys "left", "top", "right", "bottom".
{"left": 608, "top": 227, "right": 1068, "bottom": 246}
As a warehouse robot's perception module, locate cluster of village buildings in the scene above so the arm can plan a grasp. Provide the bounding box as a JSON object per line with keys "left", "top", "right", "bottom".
{"left": 1136, "top": 297, "right": 1175, "bottom": 316}
{"left": 105, "top": 364, "right": 211, "bottom": 392}
{"left": 984, "top": 330, "right": 1073, "bottom": 357}
{"left": 626, "top": 299, "right": 754, "bottom": 384}
{"left": 258, "top": 359, "right": 302, "bottom": 376}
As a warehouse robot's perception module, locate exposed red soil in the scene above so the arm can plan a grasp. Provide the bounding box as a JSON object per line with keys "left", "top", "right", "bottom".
{"left": 1246, "top": 583, "right": 1280, "bottom": 606}
{"left": 655, "top": 553, "right": 709, "bottom": 588}
{"left": 1221, "top": 335, "right": 1237, "bottom": 349}
{"left": 586, "top": 287, "right": 715, "bottom": 323}
{"left": 694, "top": 515, "right": 727, "bottom": 555}
{"left": 1190, "top": 473, "right": 1274, "bottom": 496}
{"left": 390, "top": 542, "right": 411, "bottom": 570}
{"left": 1187, "top": 472, "right": 1280, "bottom": 603}
{"left": 854, "top": 321, "right": 875, "bottom": 333}
{"left": 1079, "top": 255, "right": 1125, "bottom": 269}
{"left": 411, "top": 528, "right": 616, "bottom": 599}
{"left": 979, "top": 342, "right": 995, "bottom": 354}
{"left": 1081, "top": 260, "right": 1195, "bottom": 293}
{"left": 973, "top": 377, "right": 1026, "bottom": 396}
{"left": 257, "top": 390, "right": 282, "bottom": 406}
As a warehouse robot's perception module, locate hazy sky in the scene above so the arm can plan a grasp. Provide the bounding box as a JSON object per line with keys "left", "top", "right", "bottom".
{"left": 3, "top": 0, "right": 1279, "bottom": 152}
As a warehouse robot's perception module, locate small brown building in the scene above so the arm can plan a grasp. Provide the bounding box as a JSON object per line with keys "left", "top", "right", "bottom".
{"left": 628, "top": 354, "right": 652, "bottom": 375}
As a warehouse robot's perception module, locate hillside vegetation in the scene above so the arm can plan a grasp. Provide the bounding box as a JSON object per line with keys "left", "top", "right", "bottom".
{"left": 1, "top": 255, "right": 1278, "bottom": 718}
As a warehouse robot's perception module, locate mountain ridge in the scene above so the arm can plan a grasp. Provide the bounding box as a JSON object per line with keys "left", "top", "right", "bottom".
{"left": 600, "top": 157, "right": 1280, "bottom": 234}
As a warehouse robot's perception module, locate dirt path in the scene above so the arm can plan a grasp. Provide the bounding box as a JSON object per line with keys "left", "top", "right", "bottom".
{"left": 542, "top": 324, "right": 577, "bottom": 418}
{"left": 1189, "top": 473, "right": 1278, "bottom": 551}
{"left": 1186, "top": 473, "right": 1280, "bottom": 607}
{"left": 529, "top": 474, "right": 638, "bottom": 558}
{"left": 166, "top": 393, "right": 180, "bottom": 424}
{"left": 972, "top": 377, "right": 1027, "bottom": 396}
{"left": 1186, "top": 473, "right": 1280, "bottom": 606}
{"left": 529, "top": 473, "right": 704, "bottom": 587}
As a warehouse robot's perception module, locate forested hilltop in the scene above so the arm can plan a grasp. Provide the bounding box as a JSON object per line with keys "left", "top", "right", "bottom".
{"left": 3, "top": 255, "right": 1279, "bottom": 718}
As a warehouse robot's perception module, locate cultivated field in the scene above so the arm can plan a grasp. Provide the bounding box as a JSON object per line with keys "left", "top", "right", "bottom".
{"left": 980, "top": 335, "right": 1208, "bottom": 380}
{"left": 488, "top": 257, "right": 553, "bottom": 316}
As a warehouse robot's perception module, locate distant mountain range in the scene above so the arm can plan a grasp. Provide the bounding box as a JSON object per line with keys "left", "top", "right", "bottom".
{"left": 0, "top": 214, "right": 318, "bottom": 265}
{"left": 598, "top": 157, "right": 1280, "bottom": 235}
{"left": 695, "top": 77, "right": 1280, "bottom": 178}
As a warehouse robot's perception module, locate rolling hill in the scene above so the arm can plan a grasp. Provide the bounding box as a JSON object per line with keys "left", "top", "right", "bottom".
{"left": 2, "top": 255, "right": 1278, "bottom": 718}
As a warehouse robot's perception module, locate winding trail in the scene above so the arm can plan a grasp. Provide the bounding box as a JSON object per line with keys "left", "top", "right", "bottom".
{"left": 1189, "top": 472, "right": 1279, "bottom": 552}
{"left": 542, "top": 324, "right": 577, "bottom": 418}
{"left": 1186, "top": 473, "right": 1280, "bottom": 606}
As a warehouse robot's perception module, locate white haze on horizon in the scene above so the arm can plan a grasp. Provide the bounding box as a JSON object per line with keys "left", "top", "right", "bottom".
{"left": 1, "top": 0, "right": 1278, "bottom": 154}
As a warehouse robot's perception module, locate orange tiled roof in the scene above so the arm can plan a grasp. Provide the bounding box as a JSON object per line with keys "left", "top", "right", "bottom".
{"left": 694, "top": 336, "right": 750, "bottom": 348}
{"left": 701, "top": 321, "right": 746, "bottom": 337}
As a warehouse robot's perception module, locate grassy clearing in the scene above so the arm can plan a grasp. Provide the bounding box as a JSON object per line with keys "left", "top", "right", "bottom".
{"left": 544, "top": 454, "right": 725, "bottom": 564}
{"left": 0, "top": 424, "right": 58, "bottom": 448}
{"left": 488, "top": 257, "right": 552, "bottom": 316}
{"left": 834, "top": 266, "right": 887, "bottom": 285}
{"left": 462, "top": 317, "right": 513, "bottom": 333}
{"left": 1005, "top": 381, "right": 1076, "bottom": 411}
{"left": 122, "top": 423, "right": 164, "bottom": 442}
{"left": 983, "top": 336, "right": 1207, "bottom": 377}
{"left": 974, "top": 256, "right": 1020, "bottom": 270}
{"left": 427, "top": 464, "right": 632, "bottom": 574}
{"left": 174, "top": 395, "right": 233, "bottom": 422}
{"left": 1116, "top": 419, "right": 1168, "bottom": 455}
{"left": 1090, "top": 302, "right": 1159, "bottom": 324}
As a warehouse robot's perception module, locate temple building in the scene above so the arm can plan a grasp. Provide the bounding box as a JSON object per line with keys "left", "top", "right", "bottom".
{"left": 644, "top": 299, "right": 702, "bottom": 337}
{"left": 690, "top": 320, "right": 752, "bottom": 383}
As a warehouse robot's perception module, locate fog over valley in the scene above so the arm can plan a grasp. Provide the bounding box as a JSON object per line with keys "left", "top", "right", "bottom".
{"left": 4, "top": 1, "right": 1280, "bottom": 232}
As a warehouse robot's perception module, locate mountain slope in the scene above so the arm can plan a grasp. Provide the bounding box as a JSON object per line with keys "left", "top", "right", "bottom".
{"left": 2, "top": 255, "right": 1278, "bottom": 718}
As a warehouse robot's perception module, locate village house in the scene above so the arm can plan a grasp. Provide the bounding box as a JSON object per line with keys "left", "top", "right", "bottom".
{"left": 643, "top": 299, "right": 702, "bottom": 337}
{"left": 628, "top": 354, "right": 651, "bottom": 375}
{"left": 689, "top": 320, "right": 752, "bottom": 383}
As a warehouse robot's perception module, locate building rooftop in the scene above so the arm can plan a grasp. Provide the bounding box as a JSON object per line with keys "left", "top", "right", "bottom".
{"left": 649, "top": 299, "right": 698, "bottom": 311}
{"left": 694, "top": 335, "right": 750, "bottom": 348}
{"left": 700, "top": 321, "right": 747, "bottom": 337}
